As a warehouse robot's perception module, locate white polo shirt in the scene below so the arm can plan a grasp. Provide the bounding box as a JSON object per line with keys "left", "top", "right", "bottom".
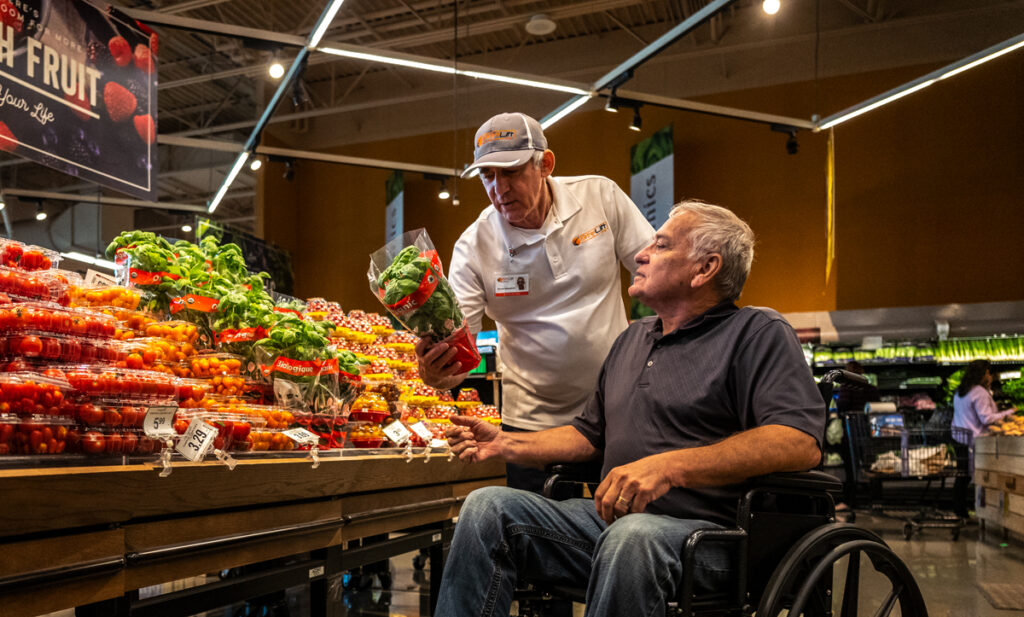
{"left": 449, "top": 175, "right": 655, "bottom": 431}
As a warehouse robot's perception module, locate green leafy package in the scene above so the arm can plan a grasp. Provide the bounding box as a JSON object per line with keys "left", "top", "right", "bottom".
{"left": 368, "top": 229, "right": 480, "bottom": 372}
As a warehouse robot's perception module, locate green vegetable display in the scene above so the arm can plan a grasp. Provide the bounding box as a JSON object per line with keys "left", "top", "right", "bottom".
{"left": 1002, "top": 374, "right": 1024, "bottom": 407}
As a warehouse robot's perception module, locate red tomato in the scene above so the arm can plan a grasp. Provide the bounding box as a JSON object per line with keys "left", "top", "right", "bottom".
{"left": 42, "top": 368, "right": 66, "bottom": 380}
{"left": 0, "top": 422, "right": 13, "bottom": 442}
{"left": 122, "top": 432, "right": 139, "bottom": 454}
{"left": 77, "top": 404, "right": 103, "bottom": 425}
{"left": 126, "top": 353, "right": 144, "bottom": 370}
{"left": 18, "top": 335, "right": 42, "bottom": 356}
{"left": 231, "top": 422, "right": 251, "bottom": 442}
{"left": 173, "top": 419, "right": 189, "bottom": 434}
{"left": 106, "top": 432, "right": 123, "bottom": 454}
{"left": 6, "top": 359, "right": 29, "bottom": 372}
{"left": 41, "top": 337, "right": 61, "bottom": 359}
{"left": 135, "top": 435, "right": 156, "bottom": 454}
{"left": 80, "top": 431, "right": 105, "bottom": 454}
{"left": 103, "top": 408, "right": 123, "bottom": 427}
{"left": 120, "top": 406, "right": 141, "bottom": 427}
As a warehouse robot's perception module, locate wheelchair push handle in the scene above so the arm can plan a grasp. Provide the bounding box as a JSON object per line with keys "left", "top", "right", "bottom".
{"left": 820, "top": 369, "right": 870, "bottom": 388}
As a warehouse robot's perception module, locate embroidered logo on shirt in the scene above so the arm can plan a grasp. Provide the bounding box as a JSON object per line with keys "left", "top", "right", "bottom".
{"left": 572, "top": 222, "right": 609, "bottom": 246}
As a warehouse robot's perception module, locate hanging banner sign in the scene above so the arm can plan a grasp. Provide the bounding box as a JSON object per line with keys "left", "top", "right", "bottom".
{"left": 385, "top": 170, "right": 403, "bottom": 243}
{"left": 0, "top": 0, "right": 157, "bottom": 199}
{"left": 629, "top": 124, "right": 674, "bottom": 231}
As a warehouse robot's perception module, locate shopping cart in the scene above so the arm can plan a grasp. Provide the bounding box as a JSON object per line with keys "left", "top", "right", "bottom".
{"left": 845, "top": 412, "right": 970, "bottom": 540}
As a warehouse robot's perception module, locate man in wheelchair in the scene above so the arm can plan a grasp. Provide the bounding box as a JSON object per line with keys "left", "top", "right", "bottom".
{"left": 435, "top": 200, "right": 827, "bottom": 617}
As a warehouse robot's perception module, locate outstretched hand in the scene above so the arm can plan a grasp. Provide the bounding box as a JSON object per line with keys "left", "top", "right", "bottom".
{"left": 446, "top": 414, "right": 504, "bottom": 463}
{"left": 415, "top": 337, "right": 468, "bottom": 390}
{"left": 592, "top": 453, "right": 674, "bottom": 525}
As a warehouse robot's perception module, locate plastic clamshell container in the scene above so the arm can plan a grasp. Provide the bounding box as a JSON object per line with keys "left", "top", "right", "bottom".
{"left": 91, "top": 306, "right": 159, "bottom": 337}
{"left": 176, "top": 378, "right": 212, "bottom": 406}
{"left": 0, "top": 266, "right": 77, "bottom": 305}
{"left": 4, "top": 414, "right": 74, "bottom": 454}
{"left": 0, "top": 332, "right": 124, "bottom": 364}
{"left": 347, "top": 421, "right": 386, "bottom": 449}
{"left": 117, "top": 337, "right": 194, "bottom": 366}
{"left": 175, "top": 410, "right": 267, "bottom": 451}
{"left": 68, "top": 283, "right": 142, "bottom": 310}
{"left": 248, "top": 428, "right": 299, "bottom": 452}
{"left": 0, "top": 372, "right": 73, "bottom": 416}
{"left": 61, "top": 366, "right": 180, "bottom": 402}
{"left": 209, "top": 402, "right": 296, "bottom": 430}
{"left": 74, "top": 400, "right": 147, "bottom": 429}
{"left": 189, "top": 353, "right": 244, "bottom": 378}
{"left": 0, "top": 239, "right": 60, "bottom": 271}
{"left": 0, "top": 302, "right": 118, "bottom": 338}
{"left": 141, "top": 320, "right": 200, "bottom": 344}
{"left": 74, "top": 427, "right": 164, "bottom": 456}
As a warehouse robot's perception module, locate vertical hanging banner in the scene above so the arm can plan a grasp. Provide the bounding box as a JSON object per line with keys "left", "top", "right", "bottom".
{"left": 0, "top": 0, "right": 157, "bottom": 200}
{"left": 629, "top": 125, "right": 674, "bottom": 230}
{"left": 385, "top": 170, "right": 403, "bottom": 243}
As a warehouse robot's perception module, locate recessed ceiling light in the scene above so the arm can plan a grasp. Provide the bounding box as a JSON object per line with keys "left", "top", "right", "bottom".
{"left": 525, "top": 14, "right": 556, "bottom": 36}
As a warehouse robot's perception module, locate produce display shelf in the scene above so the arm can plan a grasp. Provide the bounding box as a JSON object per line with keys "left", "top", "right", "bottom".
{"left": 0, "top": 454, "right": 505, "bottom": 617}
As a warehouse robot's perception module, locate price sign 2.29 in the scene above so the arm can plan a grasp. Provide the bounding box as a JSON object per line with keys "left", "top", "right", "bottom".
{"left": 175, "top": 418, "right": 218, "bottom": 462}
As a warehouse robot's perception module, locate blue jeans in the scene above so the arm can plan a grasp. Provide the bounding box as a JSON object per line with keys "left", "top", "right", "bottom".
{"left": 436, "top": 486, "right": 733, "bottom": 617}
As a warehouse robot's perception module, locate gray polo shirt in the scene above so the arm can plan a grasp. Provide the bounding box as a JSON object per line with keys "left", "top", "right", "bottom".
{"left": 572, "top": 303, "right": 825, "bottom": 527}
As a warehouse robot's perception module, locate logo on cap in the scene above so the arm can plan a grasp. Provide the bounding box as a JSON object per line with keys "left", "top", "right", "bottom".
{"left": 477, "top": 130, "right": 517, "bottom": 148}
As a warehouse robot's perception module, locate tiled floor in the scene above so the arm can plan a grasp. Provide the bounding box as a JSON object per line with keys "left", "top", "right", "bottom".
{"left": 38, "top": 510, "right": 1024, "bottom": 616}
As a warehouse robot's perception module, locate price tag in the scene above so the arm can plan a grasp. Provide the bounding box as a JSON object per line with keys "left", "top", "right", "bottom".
{"left": 85, "top": 269, "right": 118, "bottom": 286}
{"left": 408, "top": 421, "right": 434, "bottom": 443}
{"left": 144, "top": 406, "right": 178, "bottom": 437}
{"left": 283, "top": 428, "right": 320, "bottom": 446}
{"left": 174, "top": 418, "right": 218, "bottom": 462}
{"left": 383, "top": 420, "right": 413, "bottom": 445}
{"left": 430, "top": 438, "right": 449, "bottom": 449}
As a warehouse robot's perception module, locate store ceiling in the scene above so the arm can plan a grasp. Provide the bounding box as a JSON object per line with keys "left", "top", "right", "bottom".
{"left": 0, "top": 0, "right": 1021, "bottom": 237}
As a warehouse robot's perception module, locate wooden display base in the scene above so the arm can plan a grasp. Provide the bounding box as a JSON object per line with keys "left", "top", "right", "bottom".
{"left": 974, "top": 436, "right": 1024, "bottom": 540}
{"left": 0, "top": 453, "right": 505, "bottom": 617}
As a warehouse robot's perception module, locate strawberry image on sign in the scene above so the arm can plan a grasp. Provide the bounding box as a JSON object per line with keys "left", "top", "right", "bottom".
{"left": 133, "top": 115, "right": 156, "bottom": 144}
{"left": 0, "top": 122, "right": 16, "bottom": 153}
{"left": 104, "top": 82, "right": 137, "bottom": 122}
{"left": 108, "top": 36, "right": 132, "bottom": 67}
{"left": 133, "top": 44, "right": 154, "bottom": 73}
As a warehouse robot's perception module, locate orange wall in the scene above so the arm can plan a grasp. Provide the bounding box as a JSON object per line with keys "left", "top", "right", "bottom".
{"left": 258, "top": 53, "right": 1024, "bottom": 314}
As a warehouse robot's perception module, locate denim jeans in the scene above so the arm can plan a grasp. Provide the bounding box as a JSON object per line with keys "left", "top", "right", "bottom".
{"left": 436, "top": 486, "right": 733, "bottom": 617}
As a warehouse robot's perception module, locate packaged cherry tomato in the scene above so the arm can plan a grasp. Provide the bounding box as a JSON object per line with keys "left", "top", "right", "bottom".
{"left": 74, "top": 427, "right": 159, "bottom": 456}
{"left": 92, "top": 306, "right": 160, "bottom": 339}
{"left": 0, "top": 412, "right": 16, "bottom": 455}
{"left": 74, "top": 400, "right": 146, "bottom": 429}
{"left": 347, "top": 422, "right": 386, "bottom": 449}
{"left": 0, "top": 372, "right": 73, "bottom": 417}
{"left": 61, "top": 365, "right": 180, "bottom": 403}
{"left": 9, "top": 414, "right": 73, "bottom": 455}
{"left": 68, "top": 282, "right": 143, "bottom": 310}
{"left": 0, "top": 239, "right": 60, "bottom": 271}
{"left": 142, "top": 320, "right": 200, "bottom": 345}
{"left": 174, "top": 410, "right": 266, "bottom": 452}
{"left": 0, "top": 302, "right": 118, "bottom": 338}
{"left": 0, "top": 332, "right": 123, "bottom": 364}
{"left": 0, "top": 266, "right": 76, "bottom": 305}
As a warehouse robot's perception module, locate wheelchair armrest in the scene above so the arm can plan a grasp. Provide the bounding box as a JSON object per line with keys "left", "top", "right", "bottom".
{"left": 542, "top": 461, "right": 602, "bottom": 499}
{"left": 746, "top": 470, "right": 842, "bottom": 494}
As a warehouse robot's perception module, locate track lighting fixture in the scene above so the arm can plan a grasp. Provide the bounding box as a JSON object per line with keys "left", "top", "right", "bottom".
{"left": 283, "top": 159, "right": 295, "bottom": 181}
{"left": 249, "top": 157, "right": 263, "bottom": 171}
{"left": 762, "top": 0, "right": 780, "bottom": 15}
{"left": 438, "top": 179, "right": 450, "bottom": 200}
{"left": 34, "top": 204, "right": 46, "bottom": 221}
{"left": 268, "top": 51, "right": 285, "bottom": 79}
{"left": 604, "top": 93, "right": 620, "bottom": 113}
{"left": 629, "top": 107, "right": 642, "bottom": 132}
{"left": 181, "top": 224, "right": 193, "bottom": 233}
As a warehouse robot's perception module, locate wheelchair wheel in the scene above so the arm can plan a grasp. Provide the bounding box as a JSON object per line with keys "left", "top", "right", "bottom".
{"left": 757, "top": 523, "right": 927, "bottom": 617}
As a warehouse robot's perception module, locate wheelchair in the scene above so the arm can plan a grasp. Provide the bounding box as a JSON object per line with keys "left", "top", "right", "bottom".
{"left": 516, "top": 370, "right": 928, "bottom": 617}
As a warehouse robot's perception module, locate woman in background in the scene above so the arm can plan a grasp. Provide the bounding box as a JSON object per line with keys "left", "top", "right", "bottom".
{"left": 951, "top": 359, "right": 1016, "bottom": 518}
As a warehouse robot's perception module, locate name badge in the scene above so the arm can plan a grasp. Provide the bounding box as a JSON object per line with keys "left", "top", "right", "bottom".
{"left": 495, "top": 274, "right": 529, "bottom": 297}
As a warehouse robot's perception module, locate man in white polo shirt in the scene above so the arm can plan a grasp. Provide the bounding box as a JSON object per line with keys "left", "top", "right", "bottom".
{"left": 416, "top": 112, "right": 654, "bottom": 492}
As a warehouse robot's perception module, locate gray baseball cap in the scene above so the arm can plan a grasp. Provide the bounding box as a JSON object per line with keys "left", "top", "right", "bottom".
{"left": 461, "top": 112, "right": 548, "bottom": 178}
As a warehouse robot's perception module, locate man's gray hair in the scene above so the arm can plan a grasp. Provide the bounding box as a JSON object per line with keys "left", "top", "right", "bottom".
{"left": 669, "top": 199, "right": 755, "bottom": 301}
{"left": 531, "top": 150, "right": 545, "bottom": 169}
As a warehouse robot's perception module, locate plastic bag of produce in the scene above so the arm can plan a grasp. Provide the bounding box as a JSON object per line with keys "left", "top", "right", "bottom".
{"left": 367, "top": 229, "right": 480, "bottom": 372}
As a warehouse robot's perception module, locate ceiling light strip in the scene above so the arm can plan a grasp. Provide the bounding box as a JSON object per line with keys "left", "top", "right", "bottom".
{"left": 817, "top": 31, "right": 1024, "bottom": 130}
{"left": 541, "top": 95, "right": 592, "bottom": 129}
{"left": 318, "top": 46, "right": 590, "bottom": 95}
{"left": 207, "top": 152, "right": 250, "bottom": 214}
{"left": 616, "top": 89, "right": 815, "bottom": 129}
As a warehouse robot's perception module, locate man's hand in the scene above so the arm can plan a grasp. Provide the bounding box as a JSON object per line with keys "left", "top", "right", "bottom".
{"left": 446, "top": 414, "right": 504, "bottom": 463}
{"left": 592, "top": 453, "right": 673, "bottom": 525}
{"left": 415, "top": 337, "right": 469, "bottom": 390}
